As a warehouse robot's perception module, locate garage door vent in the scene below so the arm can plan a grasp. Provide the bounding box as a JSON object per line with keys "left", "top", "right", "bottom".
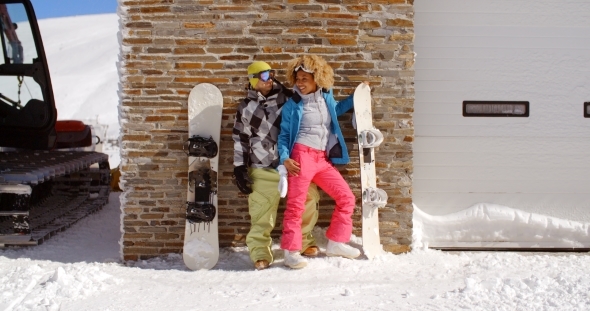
{"left": 463, "top": 101, "right": 529, "bottom": 117}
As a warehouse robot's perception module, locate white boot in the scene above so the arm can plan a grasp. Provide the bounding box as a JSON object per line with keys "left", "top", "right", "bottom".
{"left": 284, "top": 250, "right": 308, "bottom": 269}
{"left": 326, "top": 240, "right": 361, "bottom": 259}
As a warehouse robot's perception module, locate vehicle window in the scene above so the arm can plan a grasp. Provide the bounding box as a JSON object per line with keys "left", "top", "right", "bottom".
{"left": 0, "top": 3, "right": 46, "bottom": 128}
{"left": 0, "top": 3, "right": 38, "bottom": 64}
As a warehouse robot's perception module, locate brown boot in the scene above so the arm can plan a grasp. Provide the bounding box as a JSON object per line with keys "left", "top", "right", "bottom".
{"left": 301, "top": 246, "right": 319, "bottom": 257}
{"left": 254, "top": 259, "right": 270, "bottom": 270}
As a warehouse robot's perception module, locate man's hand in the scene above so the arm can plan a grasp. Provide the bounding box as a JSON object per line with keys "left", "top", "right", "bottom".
{"left": 283, "top": 158, "right": 301, "bottom": 177}
{"left": 233, "top": 165, "right": 253, "bottom": 194}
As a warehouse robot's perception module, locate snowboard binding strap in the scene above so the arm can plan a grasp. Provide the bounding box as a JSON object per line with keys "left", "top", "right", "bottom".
{"left": 362, "top": 187, "right": 388, "bottom": 208}
{"left": 184, "top": 135, "right": 218, "bottom": 158}
{"left": 186, "top": 166, "right": 217, "bottom": 224}
{"left": 186, "top": 202, "right": 216, "bottom": 223}
{"left": 359, "top": 128, "right": 384, "bottom": 149}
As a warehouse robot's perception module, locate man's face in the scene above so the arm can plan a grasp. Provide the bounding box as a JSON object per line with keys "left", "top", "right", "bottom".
{"left": 255, "top": 78, "right": 273, "bottom": 95}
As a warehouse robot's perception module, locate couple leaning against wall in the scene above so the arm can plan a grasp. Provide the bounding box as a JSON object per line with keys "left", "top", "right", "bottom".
{"left": 232, "top": 55, "right": 369, "bottom": 270}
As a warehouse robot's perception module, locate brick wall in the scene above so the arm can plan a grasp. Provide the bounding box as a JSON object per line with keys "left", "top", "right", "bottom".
{"left": 118, "top": 0, "right": 414, "bottom": 261}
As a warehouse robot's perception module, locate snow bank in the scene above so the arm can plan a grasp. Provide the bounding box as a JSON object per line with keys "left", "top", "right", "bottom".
{"left": 413, "top": 203, "right": 590, "bottom": 249}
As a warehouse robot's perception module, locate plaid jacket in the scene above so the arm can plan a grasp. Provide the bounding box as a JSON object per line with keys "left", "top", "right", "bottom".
{"left": 232, "top": 83, "right": 291, "bottom": 168}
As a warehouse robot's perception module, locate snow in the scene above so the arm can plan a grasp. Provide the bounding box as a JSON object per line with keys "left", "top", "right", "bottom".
{"left": 2, "top": 12, "right": 590, "bottom": 311}
{"left": 1, "top": 193, "right": 590, "bottom": 310}
{"left": 414, "top": 203, "right": 590, "bottom": 249}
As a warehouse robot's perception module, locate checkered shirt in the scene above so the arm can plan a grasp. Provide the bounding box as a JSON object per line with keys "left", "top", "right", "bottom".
{"left": 232, "top": 84, "right": 289, "bottom": 169}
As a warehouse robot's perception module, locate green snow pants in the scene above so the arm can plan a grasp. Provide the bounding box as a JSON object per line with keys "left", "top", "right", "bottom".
{"left": 246, "top": 167, "right": 319, "bottom": 264}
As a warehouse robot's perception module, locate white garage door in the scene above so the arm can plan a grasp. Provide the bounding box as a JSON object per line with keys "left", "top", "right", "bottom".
{"left": 414, "top": 1, "right": 590, "bottom": 222}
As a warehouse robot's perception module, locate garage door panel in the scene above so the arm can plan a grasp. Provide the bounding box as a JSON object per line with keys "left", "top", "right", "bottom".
{"left": 416, "top": 68, "right": 590, "bottom": 83}
{"left": 416, "top": 79, "right": 585, "bottom": 93}
{"left": 415, "top": 35, "right": 587, "bottom": 49}
{"left": 415, "top": 165, "right": 590, "bottom": 181}
{"left": 415, "top": 91, "right": 530, "bottom": 104}
{"left": 414, "top": 152, "right": 590, "bottom": 168}
{"left": 413, "top": 101, "right": 586, "bottom": 118}
{"left": 416, "top": 57, "right": 590, "bottom": 71}
{"left": 411, "top": 101, "right": 461, "bottom": 114}
{"left": 415, "top": 125, "right": 590, "bottom": 138}
{"left": 414, "top": 179, "right": 586, "bottom": 194}
{"left": 416, "top": 25, "right": 590, "bottom": 38}
{"left": 415, "top": 0, "right": 590, "bottom": 16}
{"left": 415, "top": 91, "right": 588, "bottom": 109}
{"left": 414, "top": 47, "right": 590, "bottom": 60}
{"left": 414, "top": 114, "right": 531, "bottom": 127}
{"left": 415, "top": 113, "right": 587, "bottom": 127}
{"left": 416, "top": 12, "right": 589, "bottom": 27}
{"left": 414, "top": 136, "right": 590, "bottom": 153}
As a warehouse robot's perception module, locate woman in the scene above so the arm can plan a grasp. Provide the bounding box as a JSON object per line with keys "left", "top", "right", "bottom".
{"left": 278, "top": 55, "right": 366, "bottom": 269}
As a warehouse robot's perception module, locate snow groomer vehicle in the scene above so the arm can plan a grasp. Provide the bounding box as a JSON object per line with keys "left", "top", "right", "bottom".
{"left": 0, "top": 0, "right": 110, "bottom": 245}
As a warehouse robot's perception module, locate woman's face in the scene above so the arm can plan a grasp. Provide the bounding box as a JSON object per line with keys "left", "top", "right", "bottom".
{"left": 295, "top": 70, "right": 317, "bottom": 95}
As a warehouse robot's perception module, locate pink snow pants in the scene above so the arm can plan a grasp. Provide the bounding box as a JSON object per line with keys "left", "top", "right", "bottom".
{"left": 281, "top": 143, "right": 356, "bottom": 251}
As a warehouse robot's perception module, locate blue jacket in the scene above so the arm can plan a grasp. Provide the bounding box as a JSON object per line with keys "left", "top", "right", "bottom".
{"left": 278, "top": 88, "right": 354, "bottom": 165}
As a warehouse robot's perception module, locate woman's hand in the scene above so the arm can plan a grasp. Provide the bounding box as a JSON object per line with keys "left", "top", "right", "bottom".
{"left": 283, "top": 158, "right": 301, "bottom": 176}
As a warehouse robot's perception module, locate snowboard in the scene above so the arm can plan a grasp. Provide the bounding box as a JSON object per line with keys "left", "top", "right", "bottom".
{"left": 353, "top": 83, "right": 387, "bottom": 260}
{"left": 183, "top": 83, "right": 223, "bottom": 270}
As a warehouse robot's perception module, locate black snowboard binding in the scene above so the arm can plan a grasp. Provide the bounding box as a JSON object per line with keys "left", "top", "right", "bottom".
{"left": 186, "top": 202, "right": 216, "bottom": 223}
{"left": 184, "top": 135, "right": 218, "bottom": 158}
{"left": 186, "top": 167, "right": 217, "bottom": 224}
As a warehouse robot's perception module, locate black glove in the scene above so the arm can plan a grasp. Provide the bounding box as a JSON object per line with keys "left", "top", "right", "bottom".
{"left": 233, "top": 165, "right": 253, "bottom": 194}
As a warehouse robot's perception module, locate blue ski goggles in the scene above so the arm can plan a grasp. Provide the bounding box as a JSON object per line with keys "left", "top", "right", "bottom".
{"left": 248, "top": 70, "right": 272, "bottom": 82}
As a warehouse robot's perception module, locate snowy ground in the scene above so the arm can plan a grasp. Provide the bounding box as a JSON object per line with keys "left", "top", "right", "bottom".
{"left": 1, "top": 193, "right": 589, "bottom": 311}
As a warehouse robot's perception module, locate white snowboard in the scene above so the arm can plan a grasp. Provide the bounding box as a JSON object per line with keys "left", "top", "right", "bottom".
{"left": 353, "top": 83, "right": 384, "bottom": 259}
{"left": 183, "top": 83, "right": 222, "bottom": 270}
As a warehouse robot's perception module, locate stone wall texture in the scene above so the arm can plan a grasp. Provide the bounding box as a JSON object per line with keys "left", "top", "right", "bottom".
{"left": 118, "top": 0, "right": 415, "bottom": 261}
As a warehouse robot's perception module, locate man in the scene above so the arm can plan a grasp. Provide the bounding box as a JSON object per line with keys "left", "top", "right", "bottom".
{"left": 232, "top": 61, "right": 320, "bottom": 270}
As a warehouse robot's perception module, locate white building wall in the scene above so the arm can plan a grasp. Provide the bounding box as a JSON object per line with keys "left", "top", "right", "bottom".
{"left": 413, "top": 1, "right": 590, "bottom": 224}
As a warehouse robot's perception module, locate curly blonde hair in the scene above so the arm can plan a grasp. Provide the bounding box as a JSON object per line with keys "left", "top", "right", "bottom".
{"left": 286, "top": 55, "right": 334, "bottom": 90}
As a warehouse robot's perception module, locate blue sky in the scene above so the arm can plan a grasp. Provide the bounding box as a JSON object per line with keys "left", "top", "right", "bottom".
{"left": 30, "top": 0, "right": 117, "bottom": 19}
